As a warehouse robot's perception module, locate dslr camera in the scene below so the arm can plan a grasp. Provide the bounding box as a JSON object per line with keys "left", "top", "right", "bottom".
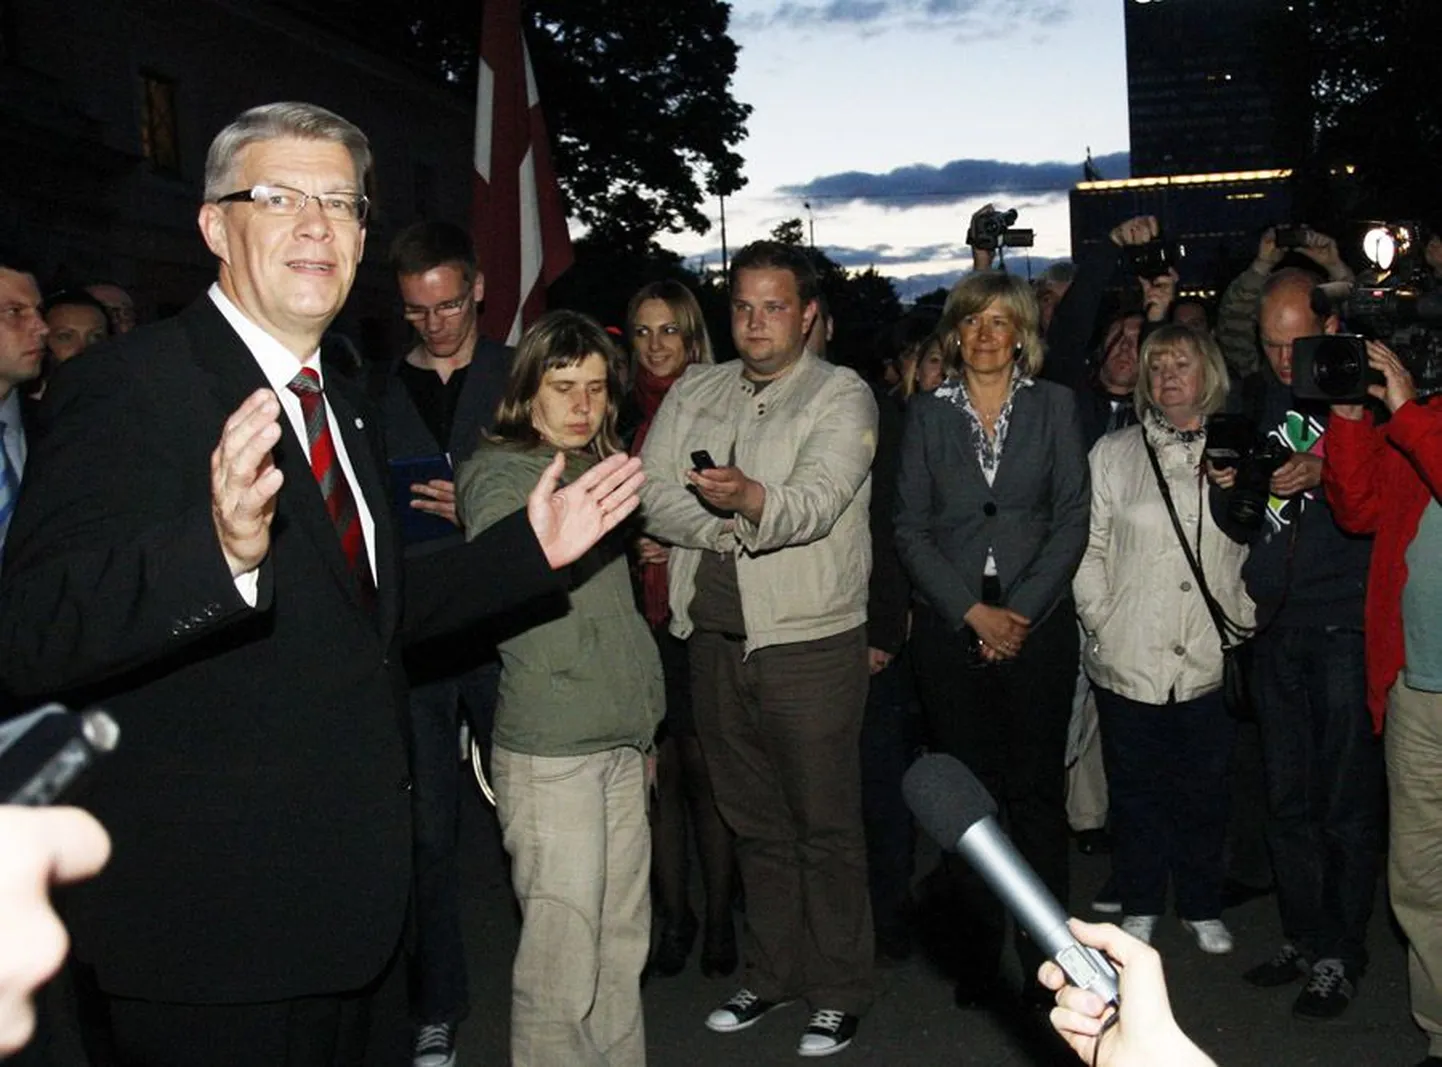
{"left": 968, "top": 206, "right": 1035, "bottom": 252}
{"left": 1123, "top": 236, "right": 1183, "bottom": 281}
{"left": 1204, "top": 414, "right": 1293, "bottom": 530}
{"left": 1291, "top": 221, "right": 1442, "bottom": 403}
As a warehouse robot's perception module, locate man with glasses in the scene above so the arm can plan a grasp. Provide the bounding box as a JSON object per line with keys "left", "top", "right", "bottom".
{"left": 0, "top": 102, "right": 642, "bottom": 1065}
{"left": 374, "top": 220, "right": 512, "bottom": 1067}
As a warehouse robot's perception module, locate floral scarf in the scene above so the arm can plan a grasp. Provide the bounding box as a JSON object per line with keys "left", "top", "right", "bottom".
{"left": 935, "top": 372, "right": 1036, "bottom": 483}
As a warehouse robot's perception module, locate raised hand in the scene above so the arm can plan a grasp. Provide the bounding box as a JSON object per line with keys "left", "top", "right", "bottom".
{"left": 211, "top": 389, "right": 285, "bottom": 577}
{"left": 1109, "top": 215, "right": 1159, "bottom": 248}
{"left": 527, "top": 452, "right": 645, "bottom": 569}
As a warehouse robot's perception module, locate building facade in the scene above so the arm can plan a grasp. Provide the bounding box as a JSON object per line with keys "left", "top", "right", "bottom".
{"left": 0, "top": 0, "right": 475, "bottom": 356}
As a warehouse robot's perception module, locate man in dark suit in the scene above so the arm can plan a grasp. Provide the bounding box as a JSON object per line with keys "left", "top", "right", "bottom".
{"left": 0, "top": 257, "right": 46, "bottom": 562}
{"left": 0, "top": 102, "right": 641, "bottom": 1066}
{"left": 373, "top": 220, "right": 513, "bottom": 1066}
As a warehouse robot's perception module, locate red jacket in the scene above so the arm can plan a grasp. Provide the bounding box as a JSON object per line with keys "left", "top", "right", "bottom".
{"left": 1324, "top": 399, "right": 1442, "bottom": 732}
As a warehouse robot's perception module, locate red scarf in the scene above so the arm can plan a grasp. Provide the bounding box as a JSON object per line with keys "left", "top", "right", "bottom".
{"left": 632, "top": 364, "right": 682, "bottom": 627}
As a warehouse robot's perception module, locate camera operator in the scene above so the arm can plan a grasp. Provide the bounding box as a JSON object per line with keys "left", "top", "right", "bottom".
{"left": 1207, "top": 267, "right": 1382, "bottom": 1021}
{"left": 1325, "top": 341, "right": 1442, "bottom": 1063}
{"left": 1217, "top": 227, "right": 1355, "bottom": 379}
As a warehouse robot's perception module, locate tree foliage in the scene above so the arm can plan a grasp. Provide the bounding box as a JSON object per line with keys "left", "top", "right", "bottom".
{"left": 767, "top": 219, "right": 902, "bottom": 375}
{"left": 1293, "top": 1, "right": 1442, "bottom": 222}
{"left": 290, "top": 0, "right": 750, "bottom": 250}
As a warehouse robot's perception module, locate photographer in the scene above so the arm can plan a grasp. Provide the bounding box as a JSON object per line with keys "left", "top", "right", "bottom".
{"left": 1217, "top": 227, "right": 1355, "bottom": 379}
{"left": 1207, "top": 268, "right": 1382, "bottom": 1021}
{"left": 1045, "top": 215, "right": 1178, "bottom": 447}
{"left": 1324, "top": 342, "right": 1442, "bottom": 1063}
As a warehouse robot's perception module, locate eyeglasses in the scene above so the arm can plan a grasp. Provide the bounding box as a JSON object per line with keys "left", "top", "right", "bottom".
{"left": 402, "top": 295, "right": 471, "bottom": 323}
{"left": 214, "top": 183, "right": 369, "bottom": 224}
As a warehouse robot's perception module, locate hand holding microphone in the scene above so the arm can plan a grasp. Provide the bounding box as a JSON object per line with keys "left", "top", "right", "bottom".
{"left": 1039, "top": 919, "right": 1218, "bottom": 1067}
{"left": 902, "top": 753, "right": 1119, "bottom": 1006}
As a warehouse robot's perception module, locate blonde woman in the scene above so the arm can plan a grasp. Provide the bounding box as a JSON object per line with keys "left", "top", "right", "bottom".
{"left": 1074, "top": 324, "right": 1253, "bottom": 955}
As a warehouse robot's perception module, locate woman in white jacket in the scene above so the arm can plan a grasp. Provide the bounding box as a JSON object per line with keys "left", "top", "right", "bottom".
{"left": 1074, "top": 324, "right": 1253, "bottom": 956}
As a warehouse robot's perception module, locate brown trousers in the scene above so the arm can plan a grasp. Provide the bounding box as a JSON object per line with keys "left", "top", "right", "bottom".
{"left": 689, "top": 626, "right": 874, "bottom": 1015}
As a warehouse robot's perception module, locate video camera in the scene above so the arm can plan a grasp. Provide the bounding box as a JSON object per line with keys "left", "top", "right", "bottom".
{"left": 968, "top": 206, "right": 1034, "bottom": 252}
{"left": 1204, "top": 415, "right": 1293, "bottom": 530}
{"left": 1292, "top": 221, "right": 1442, "bottom": 403}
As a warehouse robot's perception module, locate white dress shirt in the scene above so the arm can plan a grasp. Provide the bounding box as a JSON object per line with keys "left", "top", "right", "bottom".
{"left": 208, "top": 284, "right": 378, "bottom": 600}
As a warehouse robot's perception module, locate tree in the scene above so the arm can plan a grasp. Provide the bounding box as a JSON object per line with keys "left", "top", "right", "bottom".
{"left": 291, "top": 0, "right": 750, "bottom": 252}
{"left": 765, "top": 219, "right": 903, "bottom": 374}
{"left": 1290, "top": 1, "right": 1442, "bottom": 224}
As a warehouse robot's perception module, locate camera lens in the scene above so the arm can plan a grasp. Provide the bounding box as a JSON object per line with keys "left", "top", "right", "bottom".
{"left": 1312, "top": 337, "right": 1365, "bottom": 399}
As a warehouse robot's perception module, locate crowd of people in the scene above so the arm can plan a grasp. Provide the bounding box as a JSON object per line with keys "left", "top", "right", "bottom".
{"left": 3, "top": 98, "right": 1442, "bottom": 1067}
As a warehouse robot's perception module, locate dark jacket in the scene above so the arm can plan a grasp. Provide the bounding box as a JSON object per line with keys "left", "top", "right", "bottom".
{"left": 0, "top": 297, "right": 561, "bottom": 1003}
{"left": 867, "top": 385, "right": 909, "bottom": 654}
{"left": 1210, "top": 369, "right": 1371, "bottom": 629}
{"left": 894, "top": 378, "right": 1090, "bottom": 630}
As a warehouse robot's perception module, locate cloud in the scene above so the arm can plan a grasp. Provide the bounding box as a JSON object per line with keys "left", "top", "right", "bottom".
{"left": 781, "top": 150, "right": 1130, "bottom": 208}
{"left": 737, "top": 0, "right": 1070, "bottom": 33}
{"left": 823, "top": 242, "right": 966, "bottom": 268}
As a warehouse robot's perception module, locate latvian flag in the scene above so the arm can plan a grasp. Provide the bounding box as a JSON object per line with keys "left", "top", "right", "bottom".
{"left": 473, "top": 0, "right": 574, "bottom": 346}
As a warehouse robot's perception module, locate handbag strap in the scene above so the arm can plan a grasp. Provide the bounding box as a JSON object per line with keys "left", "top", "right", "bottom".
{"left": 1142, "top": 431, "right": 1252, "bottom": 649}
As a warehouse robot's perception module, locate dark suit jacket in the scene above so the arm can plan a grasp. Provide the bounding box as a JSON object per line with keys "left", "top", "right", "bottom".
{"left": 893, "top": 378, "right": 1090, "bottom": 631}
{"left": 0, "top": 297, "right": 561, "bottom": 1003}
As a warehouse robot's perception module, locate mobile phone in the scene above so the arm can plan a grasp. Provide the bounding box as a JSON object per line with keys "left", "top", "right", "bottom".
{"left": 0, "top": 704, "right": 119, "bottom": 805}
{"left": 690, "top": 449, "right": 717, "bottom": 471}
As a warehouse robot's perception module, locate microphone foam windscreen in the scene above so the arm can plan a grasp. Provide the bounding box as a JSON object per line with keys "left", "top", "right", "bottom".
{"left": 902, "top": 753, "right": 999, "bottom": 851}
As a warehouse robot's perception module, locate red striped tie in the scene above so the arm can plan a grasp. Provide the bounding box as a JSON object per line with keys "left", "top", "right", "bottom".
{"left": 287, "top": 369, "right": 374, "bottom": 597}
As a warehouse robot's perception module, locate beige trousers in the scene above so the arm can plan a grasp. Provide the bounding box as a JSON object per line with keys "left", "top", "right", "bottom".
{"left": 1386, "top": 682, "right": 1442, "bottom": 1057}
{"left": 493, "top": 745, "right": 650, "bottom": 1067}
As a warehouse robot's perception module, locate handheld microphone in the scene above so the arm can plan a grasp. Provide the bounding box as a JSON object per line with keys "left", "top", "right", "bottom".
{"left": 902, "top": 752, "right": 1119, "bottom": 1006}
{"left": 0, "top": 704, "right": 119, "bottom": 805}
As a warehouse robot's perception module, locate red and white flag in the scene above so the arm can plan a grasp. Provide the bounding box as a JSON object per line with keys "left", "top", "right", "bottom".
{"left": 473, "top": 0, "right": 574, "bottom": 346}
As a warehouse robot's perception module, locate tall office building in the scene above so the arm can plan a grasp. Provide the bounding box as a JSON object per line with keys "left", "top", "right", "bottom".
{"left": 1125, "top": 0, "right": 1307, "bottom": 177}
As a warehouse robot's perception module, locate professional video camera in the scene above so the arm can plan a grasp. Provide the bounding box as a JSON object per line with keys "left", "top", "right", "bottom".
{"left": 1203, "top": 414, "right": 1293, "bottom": 530}
{"left": 1292, "top": 221, "right": 1442, "bottom": 403}
{"left": 968, "top": 206, "right": 1034, "bottom": 252}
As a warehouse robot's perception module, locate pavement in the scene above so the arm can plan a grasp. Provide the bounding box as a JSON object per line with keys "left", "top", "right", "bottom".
{"left": 31, "top": 778, "right": 1419, "bottom": 1066}
{"left": 439, "top": 784, "right": 1419, "bottom": 1067}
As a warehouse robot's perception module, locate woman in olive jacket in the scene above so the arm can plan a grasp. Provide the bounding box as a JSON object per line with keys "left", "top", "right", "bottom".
{"left": 457, "top": 311, "right": 662, "bottom": 1067}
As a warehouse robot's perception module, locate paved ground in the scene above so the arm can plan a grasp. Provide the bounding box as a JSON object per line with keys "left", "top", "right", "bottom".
{"left": 31, "top": 779, "right": 1419, "bottom": 1066}
{"left": 441, "top": 785, "right": 1421, "bottom": 1067}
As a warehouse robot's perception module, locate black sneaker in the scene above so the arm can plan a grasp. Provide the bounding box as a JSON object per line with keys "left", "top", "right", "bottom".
{"left": 412, "top": 1022, "right": 456, "bottom": 1067}
{"left": 1292, "top": 958, "right": 1356, "bottom": 1021}
{"left": 705, "top": 989, "right": 791, "bottom": 1033}
{"left": 1242, "top": 943, "right": 1311, "bottom": 988}
{"left": 797, "top": 1009, "right": 859, "bottom": 1058}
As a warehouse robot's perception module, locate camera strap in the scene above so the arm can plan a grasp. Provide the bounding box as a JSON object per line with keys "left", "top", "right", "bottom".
{"left": 1142, "top": 432, "right": 1253, "bottom": 651}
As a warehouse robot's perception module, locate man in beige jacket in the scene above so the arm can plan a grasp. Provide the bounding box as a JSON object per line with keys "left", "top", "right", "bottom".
{"left": 639, "top": 240, "right": 878, "bottom": 1058}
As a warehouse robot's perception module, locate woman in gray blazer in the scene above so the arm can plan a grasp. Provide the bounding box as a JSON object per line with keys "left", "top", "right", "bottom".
{"left": 895, "top": 271, "right": 1090, "bottom": 1007}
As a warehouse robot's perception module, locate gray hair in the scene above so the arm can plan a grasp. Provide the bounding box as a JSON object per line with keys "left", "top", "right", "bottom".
{"left": 203, "top": 102, "right": 372, "bottom": 202}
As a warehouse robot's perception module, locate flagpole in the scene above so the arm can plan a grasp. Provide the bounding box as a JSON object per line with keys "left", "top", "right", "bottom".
{"left": 719, "top": 194, "right": 729, "bottom": 279}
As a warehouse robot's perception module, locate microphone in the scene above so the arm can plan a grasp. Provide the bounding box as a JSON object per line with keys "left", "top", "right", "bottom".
{"left": 903, "top": 752, "right": 1119, "bottom": 1005}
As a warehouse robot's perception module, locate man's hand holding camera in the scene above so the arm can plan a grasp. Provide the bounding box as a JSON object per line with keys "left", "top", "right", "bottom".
{"left": 1140, "top": 268, "right": 1179, "bottom": 323}
{"left": 1332, "top": 339, "right": 1418, "bottom": 421}
{"left": 1109, "top": 215, "right": 1159, "bottom": 250}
